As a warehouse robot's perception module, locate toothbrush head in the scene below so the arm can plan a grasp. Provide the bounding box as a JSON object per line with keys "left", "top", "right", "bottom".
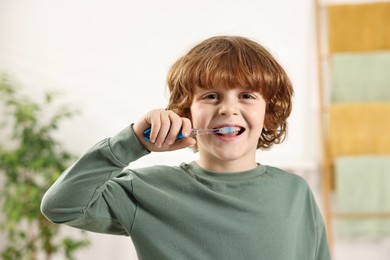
{"left": 217, "top": 126, "right": 242, "bottom": 135}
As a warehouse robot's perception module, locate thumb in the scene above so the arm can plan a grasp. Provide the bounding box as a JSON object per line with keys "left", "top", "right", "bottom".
{"left": 162, "top": 137, "right": 197, "bottom": 152}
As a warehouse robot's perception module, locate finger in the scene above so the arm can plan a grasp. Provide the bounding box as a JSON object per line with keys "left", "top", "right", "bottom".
{"left": 147, "top": 109, "right": 164, "bottom": 143}
{"left": 153, "top": 111, "right": 171, "bottom": 148}
{"left": 164, "top": 113, "right": 184, "bottom": 145}
{"left": 180, "top": 117, "right": 192, "bottom": 138}
{"left": 162, "top": 137, "right": 197, "bottom": 151}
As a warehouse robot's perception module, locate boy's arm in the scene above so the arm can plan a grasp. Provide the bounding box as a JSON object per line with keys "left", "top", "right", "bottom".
{"left": 40, "top": 125, "right": 149, "bottom": 234}
{"left": 41, "top": 109, "right": 195, "bottom": 234}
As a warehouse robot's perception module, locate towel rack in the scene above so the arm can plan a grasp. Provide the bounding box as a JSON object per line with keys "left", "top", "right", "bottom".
{"left": 314, "top": 0, "right": 390, "bottom": 255}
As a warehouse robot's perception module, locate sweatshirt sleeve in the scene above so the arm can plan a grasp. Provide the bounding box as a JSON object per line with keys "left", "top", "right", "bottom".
{"left": 40, "top": 125, "right": 150, "bottom": 235}
{"left": 316, "top": 222, "right": 332, "bottom": 260}
{"left": 313, "top": 197, "right": 332, "bottom": 260}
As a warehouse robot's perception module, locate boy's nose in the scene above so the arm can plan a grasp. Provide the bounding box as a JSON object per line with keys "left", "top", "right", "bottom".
{"left": 218, "top": 98, "right": 239, "bottom": 116}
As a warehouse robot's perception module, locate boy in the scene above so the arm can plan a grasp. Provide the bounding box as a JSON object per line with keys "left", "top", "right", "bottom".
{"left": 41, "top": 36, "right": 331, "bottom": 259}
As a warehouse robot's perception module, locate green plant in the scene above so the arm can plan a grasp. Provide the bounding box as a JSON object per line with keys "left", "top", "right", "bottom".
{"left": 0, "top": 75, "right": 90, "bottom": 260}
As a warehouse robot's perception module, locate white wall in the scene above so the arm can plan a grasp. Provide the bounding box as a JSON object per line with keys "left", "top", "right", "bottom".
{"left": 0, "top": 0, "right": 319, "bottom": 259}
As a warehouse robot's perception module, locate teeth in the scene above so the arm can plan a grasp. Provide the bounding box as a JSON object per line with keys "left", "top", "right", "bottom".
{"left": 220, "top": 127, "right": 242, "bottom": 135}
{"left": 232, "top": 127, "right": 242, "bottom": 134}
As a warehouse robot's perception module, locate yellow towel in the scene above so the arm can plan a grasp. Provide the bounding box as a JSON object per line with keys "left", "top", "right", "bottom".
{"left": 327, "top": 2, "right": 390, "bottom": 52}
{"left": 329, "top": 103, "right": 390, "bottom": 159}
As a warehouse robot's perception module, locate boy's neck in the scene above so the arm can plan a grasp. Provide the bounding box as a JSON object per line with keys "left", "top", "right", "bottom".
{"left": 195, "top": 158, "right": 258, "bottom": 173}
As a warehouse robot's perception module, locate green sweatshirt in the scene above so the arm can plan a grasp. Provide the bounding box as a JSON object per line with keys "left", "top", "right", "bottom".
{"left": 41, "top": 125, "right": 331, "bottom": 260}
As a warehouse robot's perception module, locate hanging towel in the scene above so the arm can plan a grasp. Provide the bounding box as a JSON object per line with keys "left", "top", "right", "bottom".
{"left": 331, "top": 51, "right": 390, "bottom": 103}
{"left": 335, "top": 155, "right": 390, "bottom": 238}
{"left": 329, "top": 103, "right": 390, "bottom": 159}
{"left": 327, "top": 2, "right": 390, "bottom": 52}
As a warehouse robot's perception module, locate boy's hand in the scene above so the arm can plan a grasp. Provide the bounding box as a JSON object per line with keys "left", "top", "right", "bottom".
{"left": 132, "top": 109, "right": 196, "bottom": 152}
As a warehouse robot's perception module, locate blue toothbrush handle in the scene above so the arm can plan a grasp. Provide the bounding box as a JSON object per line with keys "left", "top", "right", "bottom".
{"left": 143, "top": 128, "right": 185, "bottom": 141}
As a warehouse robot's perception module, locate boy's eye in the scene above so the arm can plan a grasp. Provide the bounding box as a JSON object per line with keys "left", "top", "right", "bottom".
{"left": 240, "top": 93, "right": 256, "bottom": 99}
{"left": 204, "top": 93, "right": 219, "bottom": 100}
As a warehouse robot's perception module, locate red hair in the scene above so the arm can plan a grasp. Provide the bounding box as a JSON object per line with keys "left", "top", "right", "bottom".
{"left": 166, "top": 36, "right": 293, "bottom": 149}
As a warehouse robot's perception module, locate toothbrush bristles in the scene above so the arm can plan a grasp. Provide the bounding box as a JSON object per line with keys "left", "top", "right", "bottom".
{"left": 218, "top": 126, "right": 240, "bottom": 134}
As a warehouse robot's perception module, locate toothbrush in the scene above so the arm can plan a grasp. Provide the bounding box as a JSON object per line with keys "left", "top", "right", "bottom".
{"left": 143, "top": 126, "right": 241, "bottom": 142}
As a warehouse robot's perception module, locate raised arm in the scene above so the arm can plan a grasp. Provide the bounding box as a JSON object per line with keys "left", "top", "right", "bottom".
{"left": 40, "top": 125, "right": 149, "bottom": 233}
{"left": 41, "top": 109, "right": 195, "bottom": 234}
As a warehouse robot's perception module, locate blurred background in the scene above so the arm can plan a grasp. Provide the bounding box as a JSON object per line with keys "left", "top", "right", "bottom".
{"left": 0, "top": 0, "right": 389, "bottom": 259}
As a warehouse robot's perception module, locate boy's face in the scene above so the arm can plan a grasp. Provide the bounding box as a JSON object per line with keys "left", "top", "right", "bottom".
{"left": 190, "top": 85, "right": 266, "bottom": 172}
